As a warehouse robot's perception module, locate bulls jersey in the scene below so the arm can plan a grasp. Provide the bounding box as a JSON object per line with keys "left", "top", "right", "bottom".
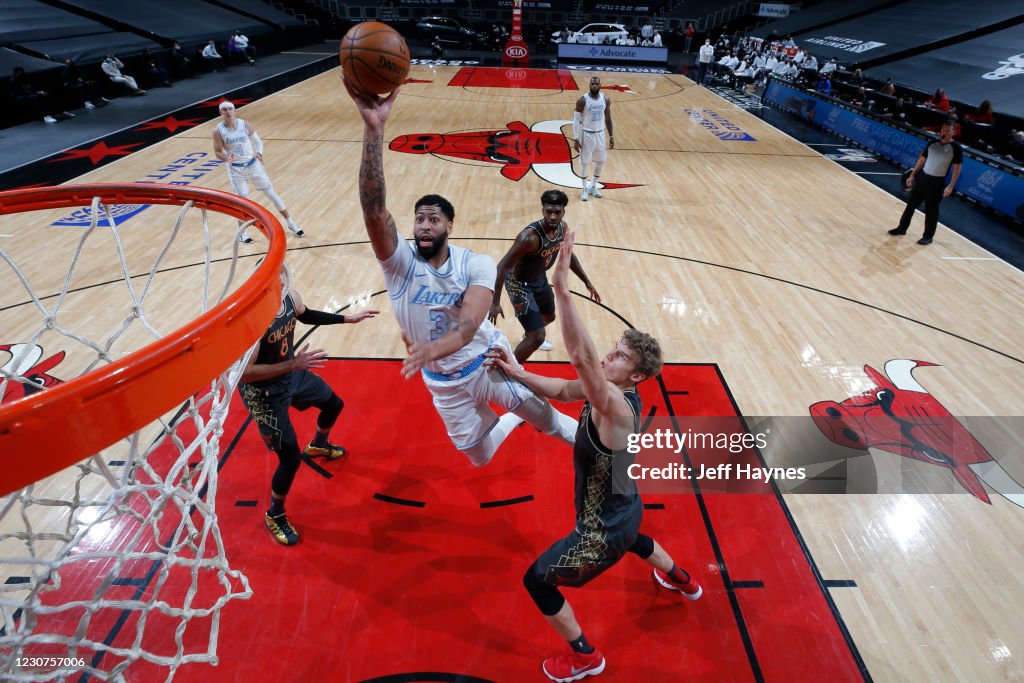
{"left": 581, "top": 92, "right": 607, "bottom": 133}
{"left": 217, "top": 118, "right": 255, "bottom": 163}
{"left": 512, "top": 220, "right": 564, "bottom": 281}
{"left": 249, "top": 293, "right": 297, "bottom": 386}
{"left": 573, "top": 389, "right": 642, "bottom": 537}
{"left": 381, "top": 241, "right": 503, "bottom": 375}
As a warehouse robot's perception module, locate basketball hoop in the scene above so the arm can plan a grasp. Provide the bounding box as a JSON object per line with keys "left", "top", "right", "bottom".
{"left": 0, "top": 183, "right": 285, "bottom": 680}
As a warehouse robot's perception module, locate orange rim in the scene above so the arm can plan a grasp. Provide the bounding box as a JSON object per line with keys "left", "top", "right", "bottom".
{"left": 0, "top": 183, "right": 286, "bottom": 496}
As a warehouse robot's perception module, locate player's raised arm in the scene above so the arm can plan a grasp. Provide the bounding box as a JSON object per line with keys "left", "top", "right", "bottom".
{"left": 344, "top": 79, "right": 401, "bottom": 261}
{"left": 552, "top": 230, "right": 629, "bottom": 419}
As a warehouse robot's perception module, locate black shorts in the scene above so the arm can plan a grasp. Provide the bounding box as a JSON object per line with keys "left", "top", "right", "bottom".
{"left": 527, "top": 522, "right": 640, "bottom": 589}
{"left": 238, "top": 370, "right": 333, "bottom": 451}
{"left": 506, "top": 275, "right": 555, "bottom": 333}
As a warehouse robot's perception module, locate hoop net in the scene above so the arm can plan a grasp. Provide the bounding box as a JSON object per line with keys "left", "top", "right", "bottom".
{"left": 0, "top": 184, "right": 287, "bottom": 681}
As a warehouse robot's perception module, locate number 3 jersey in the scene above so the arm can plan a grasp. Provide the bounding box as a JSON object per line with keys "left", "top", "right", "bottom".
{"left": 381, "top": 241, "right": 504, "bottom": 376}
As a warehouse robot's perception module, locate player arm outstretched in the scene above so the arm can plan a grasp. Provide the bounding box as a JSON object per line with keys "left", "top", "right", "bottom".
{"left": 552, "top": 230, "right": 629, "bottom": 420}
{"left": 292, "top": 289, "right": 381, "bottom": 325}
{"left": 489, "top": 228, "right": 539, "bottom": 323}
{"left": 239, "top": 291, "right": 327, "bottom": 384}
{"left": 345, "top": 79, "right": 401, "bottom": 261}
{"left": 485, "top": 345, "right": 586, "bottom": 403}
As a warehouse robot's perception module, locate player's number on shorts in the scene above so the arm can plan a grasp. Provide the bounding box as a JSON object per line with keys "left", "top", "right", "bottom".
{"left": 429, "top": 311, "right": 450, "bottom": 341}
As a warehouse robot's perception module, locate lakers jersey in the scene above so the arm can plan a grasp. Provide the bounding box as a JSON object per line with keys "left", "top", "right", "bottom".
{"left": 581, "top": 93, "right": 607, "bottom": 133}
{"left": 217, "top": 118, "right": 255, "bottom": 163}
{"left": 380, "top": 241, "right": 503, "bottom": 375}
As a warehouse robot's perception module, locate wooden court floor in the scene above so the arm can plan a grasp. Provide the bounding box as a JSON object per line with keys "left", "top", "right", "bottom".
{"left": 2, "top": 65, "right": 1023, "bottom": 681}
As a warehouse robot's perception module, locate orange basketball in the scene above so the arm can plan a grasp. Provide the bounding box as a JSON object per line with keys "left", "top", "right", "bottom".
{"left": 340, "top": 22, "right": 411, "bottom": 95}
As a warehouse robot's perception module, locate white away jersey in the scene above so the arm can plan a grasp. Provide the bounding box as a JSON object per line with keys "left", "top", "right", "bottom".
{"left": 217, "top": 119, "right": 254, "bottom": 163}
{"left": 381, "top": 241, "right": 504, "bottom": 375}
{"left": 582, "top": 93, "right": 607, "bottom": 133}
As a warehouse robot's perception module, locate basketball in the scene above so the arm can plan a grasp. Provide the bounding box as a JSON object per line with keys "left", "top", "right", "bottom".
{"left": 340, "top": 22, "right": 410, "bottom": 95}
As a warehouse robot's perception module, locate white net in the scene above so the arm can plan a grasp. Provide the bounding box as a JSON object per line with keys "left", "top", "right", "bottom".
{"left": 0, "top": 192, "right": 276, "bottom": 681}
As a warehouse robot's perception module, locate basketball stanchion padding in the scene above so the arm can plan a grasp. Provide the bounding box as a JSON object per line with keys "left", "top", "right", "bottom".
{"left": 0, "top": 183, "right": 285, "bottom": 681}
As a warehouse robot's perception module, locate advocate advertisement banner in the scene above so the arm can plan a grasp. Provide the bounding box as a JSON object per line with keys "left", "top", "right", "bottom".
{"left": 558, "top": 43, "right": 667, "bottom": 63}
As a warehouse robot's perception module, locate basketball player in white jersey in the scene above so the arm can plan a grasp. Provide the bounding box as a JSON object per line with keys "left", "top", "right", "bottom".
{"left": 573, "top": 77, "right": 614, "bottom": 202}
{"left": 213, "top": 101, "right": 304, "bottom": 243}
{"left": 344, "top": 80, "right": 578, "bottom": 467}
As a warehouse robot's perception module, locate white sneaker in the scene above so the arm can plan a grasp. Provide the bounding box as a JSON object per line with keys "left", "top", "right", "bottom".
{"left": 43, "top": 115, "right": 57, "bottom": 124}
{"left": 85, "top": 101, "right": 96, "bottom": 109}
{"left": 589, "top": 185, "right": 602, "bottom": 198}
{"left": 580, "top": 187, "right": 588, "bottom": 201}
{"left": 538, "top": 341, "right": 553, "bottom": 351}
{"left": 239, "top": 231, "right": 254, "bottom": 244}
{"left": 286, "top": 220, "right": 304, "bottom": 237}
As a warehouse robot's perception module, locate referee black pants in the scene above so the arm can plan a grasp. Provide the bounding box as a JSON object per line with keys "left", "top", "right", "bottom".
{"left": 897, "top": 173, "right": 945, "bottom": 239}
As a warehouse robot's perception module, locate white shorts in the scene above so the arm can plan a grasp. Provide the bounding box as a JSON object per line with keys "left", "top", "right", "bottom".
{"left": 423, "top": 336, "right": 529, "bottom": 450}
{"left": 227, "top": 159, "right": 273, "bottom": 196}
{"left": 579, "top": 129, "right": 607, "bottom": 166}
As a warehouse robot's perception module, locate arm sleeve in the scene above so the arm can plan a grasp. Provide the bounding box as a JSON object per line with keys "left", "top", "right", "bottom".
{"left": 572, "top": 110, "right": 581, "bottom": 139}
{"left": 251, "top": 131, "right": 264, "bottom": 155}
{"left": 297, "top": 309, "right": 345, "bottom": 325}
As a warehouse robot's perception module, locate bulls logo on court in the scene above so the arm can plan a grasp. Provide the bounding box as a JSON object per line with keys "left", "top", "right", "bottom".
{"left": 1, "top": 343, "right": 65, "bottom": 402}
{"left": 388, "top": 120, "right": 640, "bottom": 192}
{"left": 810, "top": 359, "right": 1024, "bottom": 508}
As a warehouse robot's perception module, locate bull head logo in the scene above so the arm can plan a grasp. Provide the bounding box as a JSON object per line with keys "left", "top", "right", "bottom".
{"left": 389, "top": 120, "right": 640, "bottom": 192}
{"left": 810, "top": 359, "right": 1024, "bottom": 508}
{"left": 982, "top": 53, "right": 1024, "bottom": 80}
{"left": 1, "top": 342, "right": 66, "bottom": 403}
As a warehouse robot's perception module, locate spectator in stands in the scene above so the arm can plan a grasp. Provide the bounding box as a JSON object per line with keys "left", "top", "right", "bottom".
{"left": 1006, "top": 130, "right": 1024, "bottom": 162}
{"left": 965, "top": 100, "right": 994, "bottom": 124}
{"left": 924, "top": 88, "right": 950, "bottom": 112}
{"left": 851, "top": 86, "right": 871, "bottom": 108}
{"left": 171, "top": 42, "right": 196, "bottom": 79}
{"left": 880, "top": 76, "right": 895, "bottom": 96}
{"left": 202, "top": 40, "right": 226, "bottom": 72}
{"left": 696, "top": 39, "right": 714, "bottom": 84}
{"left": 764, "top": 51, "right": 779, "bottom": 74}
{"left": 230, "top": 30, "right": 256, "bottom": 65}
{"left": 142, "top": 49, "right": 172, "bottom": 88}
{"left": 62, "top": 58, "right": 106, "bottom": 110}
{"left": 641, "top": 20, "right": 654, "bottom": 42}
{"left": 820, "top": 57, "right": 837, "bottom": 77}
{"left": 816, "top": 73, "right": 832, "bottom": 95}
{"left": 800, "top": 52, "right": 818, "bottom": 84}
{"left": 684, "top": 23, "right": 695, "bottom": 53}
{"left": 102, "top": 54, "right": 145, "bottom": 95}
{"left": 9, "top": 67, "right": 65, "bottom": 124}
{"left": 431, "top": 35, "right": 444, "bottom": 60}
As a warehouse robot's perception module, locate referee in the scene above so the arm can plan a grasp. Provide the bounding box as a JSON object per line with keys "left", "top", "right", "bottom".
{"left": 888, "top": 119, "right": 962, "bottom": 245}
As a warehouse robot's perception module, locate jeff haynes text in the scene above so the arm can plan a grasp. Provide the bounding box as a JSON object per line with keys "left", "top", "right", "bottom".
{"left": 627, "top": 463, "right": 807, "bottom": 481}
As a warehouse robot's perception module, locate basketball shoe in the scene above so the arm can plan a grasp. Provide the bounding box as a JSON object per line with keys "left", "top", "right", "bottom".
{"left": 542, "top": 648, "right": 606, "bottom": 682}
{"left": 539, "top": 340, "right": 554, "bottom": 351}
{"left": 580, "top": 187, "right": 588, "bottom": 201}
{"left": 238, "top": 230, "right": 254, "bottom": 244}
{"left": 588, "top": 184, "right": 602, "bottom": 198}
{"left": 303, "top": 442, "right": 347, "bottom": 461}
{"left": 286, "top": 219, "right": 305, "bottom": 237}
{"left": 264, "top": 512, "right": 300, "bottom": 545}
{"left": 653, "top": 568, "right": 703, "bottom": 600}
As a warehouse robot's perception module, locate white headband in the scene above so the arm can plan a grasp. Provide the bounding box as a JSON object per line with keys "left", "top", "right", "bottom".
{"left": 219, "top": 101, "right": 234, "bottom": 111}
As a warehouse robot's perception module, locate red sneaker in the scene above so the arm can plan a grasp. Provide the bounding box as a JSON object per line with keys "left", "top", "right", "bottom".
{"left": 654, "top": 568, "right": 703, "bottom": 600}
{"left": 541, "top": 648, "right": 605, "bottom": 682}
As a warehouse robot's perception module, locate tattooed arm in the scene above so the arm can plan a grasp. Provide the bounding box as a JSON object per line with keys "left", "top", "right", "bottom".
{"left": 344, "top": 79, "right": 401, "bottom": 261}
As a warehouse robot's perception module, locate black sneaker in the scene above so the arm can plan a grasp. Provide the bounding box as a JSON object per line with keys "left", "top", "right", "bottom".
{"left": 888, "top": 228, "right": 907, "bottom": 235}
{"left": 917, "top": 237, "right": 933, "bottom": 245}
{"left": 265, "top": 512, "right": 300, "bottom": 545}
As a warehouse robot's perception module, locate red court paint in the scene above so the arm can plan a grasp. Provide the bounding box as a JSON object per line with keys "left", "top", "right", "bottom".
{"left": 22, "top": 361, "right": 864, "bottom": 682}
{"left": 448, "top": 67, "right": 578, "bottom": 90}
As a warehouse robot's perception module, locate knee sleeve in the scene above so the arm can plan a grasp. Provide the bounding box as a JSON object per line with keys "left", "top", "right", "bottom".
{"left": 523, "top": 565, "right": 565, "bottom": 616}
{"left": 628, "top": 532, "right": 654, "bottom": 560}
{"left": 259, "top": 184, "right": 287, "bottom": 212}
{"left": 270, "top": 439, "right": 302, "bottom": 496}
{"left": 316, "top": 393, "right": 344, "bottom": 430}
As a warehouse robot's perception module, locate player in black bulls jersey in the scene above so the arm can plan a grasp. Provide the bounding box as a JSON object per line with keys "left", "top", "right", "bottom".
{"left": 489, "top": 189, "right": 600, "bottom": 363}
{"left": 239, "top": 271, "right": 378, "bottom": 545}
{"left": 487, "top": 230, "right": 701, "bottom": 682}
